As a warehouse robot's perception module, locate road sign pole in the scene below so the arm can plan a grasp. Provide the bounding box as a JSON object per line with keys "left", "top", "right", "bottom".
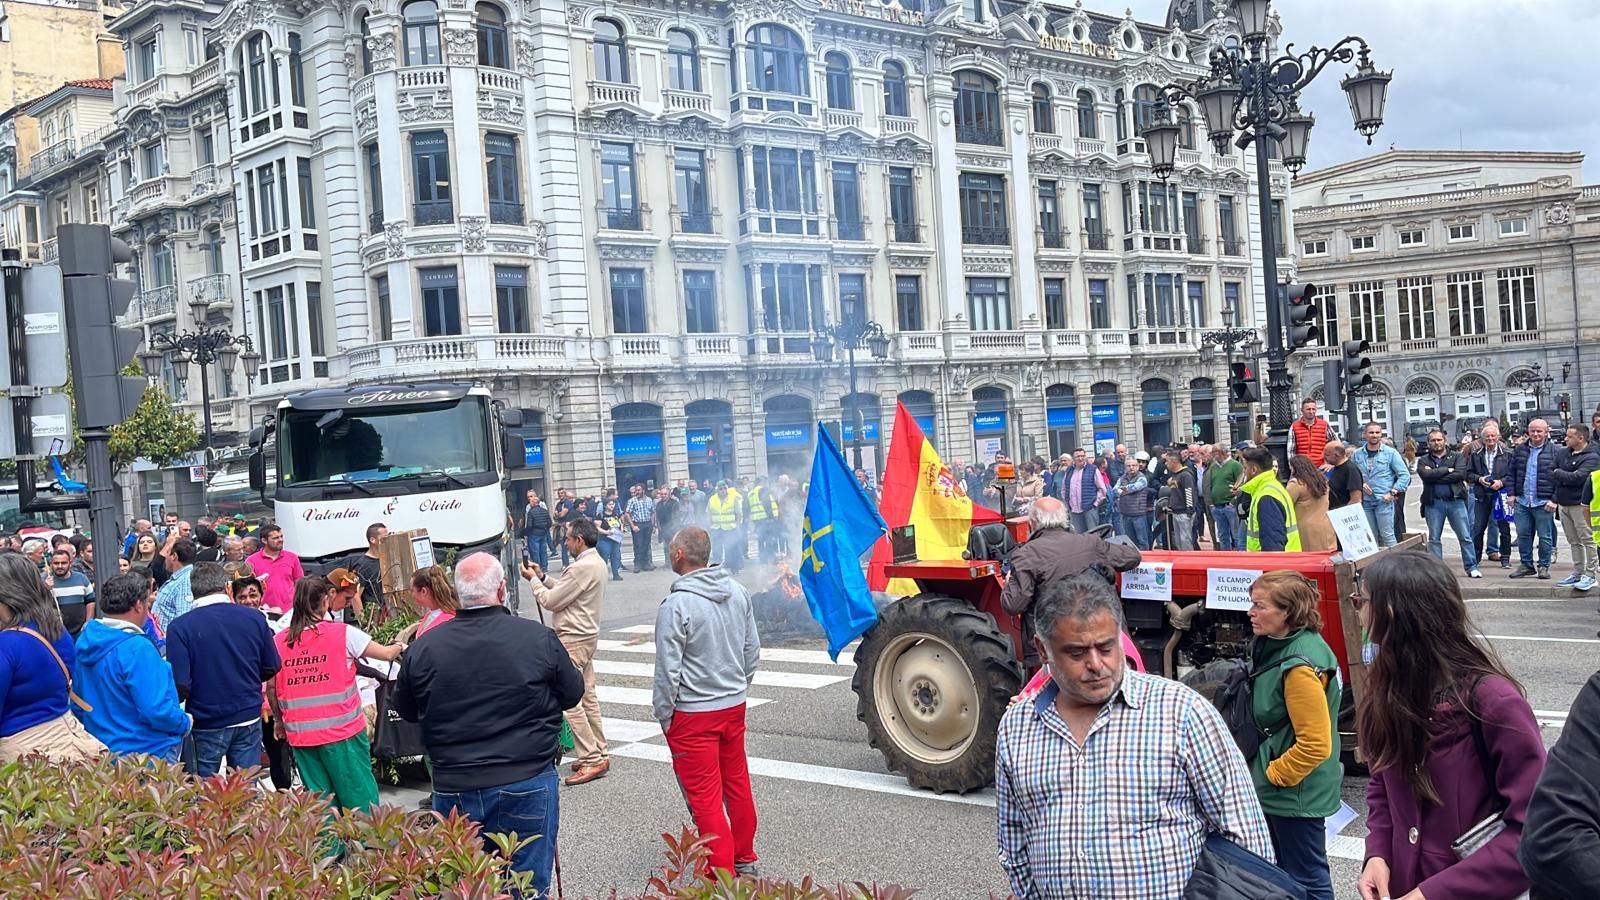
{"left": 82, "top": 426, "right": 121, "bottom": 590}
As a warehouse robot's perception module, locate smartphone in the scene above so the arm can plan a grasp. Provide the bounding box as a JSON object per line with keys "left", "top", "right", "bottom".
{"left": 522, "top": 553, "right": 533, "bottom": 567}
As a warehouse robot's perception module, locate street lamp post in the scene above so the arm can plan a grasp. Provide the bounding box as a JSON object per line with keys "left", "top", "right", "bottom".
{"left": 139, "top": 298, "right": 260, "bottom": 459}
{"left": 1509, "top": 362, "right": 1556, "bottom": 418}
{"left": 812, "top": 307, "right": 891, "bottom": 472}
{"left": 1143, "top": 0, "right": 1391, "bottom": 475}
{"left": 1203, "top": 299, "right": 1260, "bottom": 444}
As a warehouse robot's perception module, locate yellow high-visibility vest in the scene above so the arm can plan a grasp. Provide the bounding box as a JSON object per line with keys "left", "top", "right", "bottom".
{"left": 1243, "top": 470, "right": 1302, "bottom": 552}
{"left": 709, "top": 493, "right": 741, "bottom": 530}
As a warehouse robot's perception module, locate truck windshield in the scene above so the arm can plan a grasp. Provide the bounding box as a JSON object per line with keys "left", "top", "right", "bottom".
{"left": 278, "top": 396, "right": 493, "bottom": 487}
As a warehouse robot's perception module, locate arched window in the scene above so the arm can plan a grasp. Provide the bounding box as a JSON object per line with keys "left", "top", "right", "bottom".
{"left": 954, "top": 70, "right": 1002, "bottom": 146}
{"left": 746, "top": 23, "right": 807, "bottom": 95}
{"left": 824, "top": 51, "right": 853, "bottom": 110}
{"left": 666, "top": 28, "right": 699, "bottom": 92}
{"left": 1178, "top": 107, "right": 1195, "bottom": 149}
{"left": 1031, "top": 83, "right": 1054, "bottom": 133}
{"left": 357, "top": 11, "right": 374, "bottom": 74}
{"left": 242, "top": 33, "right": 279, "bottom": 116}
{"left": 402, "top": 0, "right": 442, "bottom": 66}
{"left": 882, "top": 61, "right": 908, "bottom": 117}
{"left": 1076, "top": 88, "right": 1097, "bottom": 138}
{"left": 1114, "top": 88, "right": 1127, "bottom": 142}
{"left": 476, "top": 3, "right": 509, "bottom": 69}
{"left": 1133, "top": 84, "right": 1160, "bottom": 134}
{"left": 593, "top": 17, "right": 629, "bottom": 83}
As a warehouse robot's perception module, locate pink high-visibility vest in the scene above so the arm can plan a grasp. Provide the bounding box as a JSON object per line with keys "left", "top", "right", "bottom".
{"left": 416, "top": 609, "right": 455, "bottom": 637}
{"left": 273, "top": 622, "right": 364, "bottom": 748}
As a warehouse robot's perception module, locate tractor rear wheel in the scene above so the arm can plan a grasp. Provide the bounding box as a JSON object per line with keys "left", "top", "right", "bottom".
{"left": 852, "top": 593, "right": 1023, "bottom": 794}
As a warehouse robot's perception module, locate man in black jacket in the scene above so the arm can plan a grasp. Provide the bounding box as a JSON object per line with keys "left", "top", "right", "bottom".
{"left": 1519, "top": 670, "right": 1600, "bottom": 897}
{"left": 1551, "top": 424, "right": 1600, "bottom": 591}
{"left": 520, "top": 490, "right": 554, "bottom": 574}
{"left": 1467, "top": 422, "right": 1513, "bottom": 570}
{"left": 1508, "top": 418, "right": 1560, "bottom": 580}
{"left": 393, "top": 552, "right": 583, "bottom": 896}
{"left": 1416, "top": 429, "right": 1480, "bottom": 577}
{"left": 1162, "top": 448, "right": 1199, "bottom": 551}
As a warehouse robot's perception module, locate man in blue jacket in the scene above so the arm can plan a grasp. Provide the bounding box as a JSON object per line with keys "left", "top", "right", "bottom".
{"left": 1508, "top": 418, "right": 1560, "bottom": 580}
{"left": 73, "top": 572, "right": 190, "bottom": 762}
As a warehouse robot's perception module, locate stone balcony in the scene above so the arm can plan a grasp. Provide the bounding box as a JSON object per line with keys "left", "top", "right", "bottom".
{"left": 588, "top": 80, "right": 642, "bottom": 109}
{"left": 664, "top": 89, "right": 715, "bottom": 115}
{"left": 188, "top": 273, "right": 231, "bottom": 309}
{"left": 343, "top": 334, "right": 576, "bottom": 381}
{"left": 135, "top": 284, "right": 178, "bottom": 322}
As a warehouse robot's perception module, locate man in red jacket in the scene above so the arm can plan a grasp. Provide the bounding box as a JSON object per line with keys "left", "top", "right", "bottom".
{"left": 1289, "top": 398, "right": 1331, "bottom": 468}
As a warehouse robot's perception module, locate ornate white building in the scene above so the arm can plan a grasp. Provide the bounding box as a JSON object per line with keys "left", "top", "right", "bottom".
{"left": 100, "top": 0, "right": 1296, "bottom": 498}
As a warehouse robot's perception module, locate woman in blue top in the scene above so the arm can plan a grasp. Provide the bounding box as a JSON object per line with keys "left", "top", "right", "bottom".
{"left": 0, "top": 552, "right": 105, "bottom": 762}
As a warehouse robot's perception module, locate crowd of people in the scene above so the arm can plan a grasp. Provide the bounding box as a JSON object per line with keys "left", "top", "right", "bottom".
{"left": 0, "top": 498, "right": 764, "bottom": 897}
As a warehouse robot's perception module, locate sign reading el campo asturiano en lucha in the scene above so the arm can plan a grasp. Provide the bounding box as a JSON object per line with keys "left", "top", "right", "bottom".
{"left": 1205, "top": 568, "right": 1264, "bottom": 613}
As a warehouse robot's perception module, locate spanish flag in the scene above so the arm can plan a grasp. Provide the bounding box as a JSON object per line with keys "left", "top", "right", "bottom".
{"left": 868, "top": 402, "right": 1002, "bottom": 595}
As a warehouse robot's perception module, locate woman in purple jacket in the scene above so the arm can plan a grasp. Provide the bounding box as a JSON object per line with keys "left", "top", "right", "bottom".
{"left": 1355, "top": 549, "right": 1545, "bottom": 900}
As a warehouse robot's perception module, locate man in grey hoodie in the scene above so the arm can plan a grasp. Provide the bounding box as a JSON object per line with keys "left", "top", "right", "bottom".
{"left": 652, "top": 526, "right": 762, "bottom": 879}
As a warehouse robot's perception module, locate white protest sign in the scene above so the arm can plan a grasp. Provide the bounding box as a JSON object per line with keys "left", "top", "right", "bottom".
{"left": 1206, "top": 568, "right": 1263, "bottom": 612}
{"left": 1327, "top": 504, "right": 1380, "bottom": 561}
{"left": 1120, "top": 561, "right": 1174, "bottom": 601}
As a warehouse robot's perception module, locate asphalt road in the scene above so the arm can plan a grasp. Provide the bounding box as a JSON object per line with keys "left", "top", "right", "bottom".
{"left": 377, "top": 540, "right": 1597, "bottom": 900}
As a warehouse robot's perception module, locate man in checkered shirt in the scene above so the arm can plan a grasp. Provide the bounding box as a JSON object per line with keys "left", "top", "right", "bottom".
{"left": 996, "top": 573, "right": 1273, "bottom": 899}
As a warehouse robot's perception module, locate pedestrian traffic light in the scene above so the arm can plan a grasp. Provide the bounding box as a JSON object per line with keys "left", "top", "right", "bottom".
{"left": 1322, "top": 359, "right": 1344, "bottom": 404}
{"left": 1285, "top": 282, "right": 1322, "bottom": 350}
{"left": 1229, "top": 361, "right": 1260, "bottom": 404}
{"left": 1341, "top": 339, "right": 1372, "bottom": 395}
{"left": 59, "top": 224, "right": 142, "bottom": 429}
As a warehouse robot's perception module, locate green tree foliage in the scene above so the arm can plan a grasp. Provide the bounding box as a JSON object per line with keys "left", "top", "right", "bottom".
{"left": 106, "top": 378, "right": 201, "bottom": 471}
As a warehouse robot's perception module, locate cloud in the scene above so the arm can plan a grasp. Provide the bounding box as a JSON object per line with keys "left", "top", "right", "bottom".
{"left": 1129, "top": 0, "right": 1600, "bottom": 180}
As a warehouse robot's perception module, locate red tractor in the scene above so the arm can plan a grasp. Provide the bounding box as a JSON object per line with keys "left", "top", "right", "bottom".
{"left": 852, "top": 521, "right": 1405, "bottom": 794}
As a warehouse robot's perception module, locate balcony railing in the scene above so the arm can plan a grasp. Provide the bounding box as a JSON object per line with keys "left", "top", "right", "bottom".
{"left": 891, "top": 221, "right": 921, "bottom": 243}
{"left": 968, "top": 332, "right": 1028, "bottom": 352}
{"left": 41, "top": 237, "right": 58, "bottom": 263}
{"left": 346, "top": 335, "right": 574, "bottom": 378}
{"left": 835, "top": 219, "right": 865, "bottom": 241}
{"left": 883, "top": 116, "right": 918, "bottom": 136}
{"left": 1187, "top": 234, "right": 1208, "bottom": 255}
{"left": 1083, "top": 230, "right": 1110, "bottom": 251}
{"left": 1040, "top": 228, "right": 1066, "bottom": 250}
{"left": 686, "top": 333, "right": 740, "bottom": 362}
{"left": 190, "top": 163, "right": 220, "bottom": 196}
{"left": 190, "top": 56, "right": 223, "bottom": 91}
{"left": 955, "top": 124, "right": 1004, "bottom": 146}
{"left": 589, "top": 81, "right": 642, "bottom": 107}
{"left": 1031, "top": 133, "right": 1062, "bottom": 154}
{"left": 962, "top": 225, "right": 1009, "bottom": 245}
{"left": 188, "top": 273, "right": 230, "bottom": 307}
{"left": 1076, "top": 137, "right": 1107, "bottom": 155}
{"left": 489, "top": 200, "right": 524, "bottom": 225}
{"left": 896, "top": 332, "right": 943, "bottom": 359}
{"left": 679, "top": 211, "right": 713, "bottom": 234}
{"left": 369, "top": 210, "right": 386, "bottom": 235}
{"left": 479, "top": 68, "right": 520, "bottom": 92}
{"left": 825, "top": 109, "right": 862, "bottom": 130}
{"left": 397, "top": 67, "right": 449, "bottom": 89}
{"left": 137, "top": 284, "right": 178, "bottom": 320}
{"left": 413, "top": 200, "right": 454, "bottom": 226}
{"left": 1220, "top": 237, "right": 1245, "bottom": 256}
{"left": 20, "top": 139, "right": 76, "bottom": 179}
{"left": 664, "top": 89, "right": 714, "bottom": 114}
{"left": 603, "top": 206, "right": 643, "bottom": 230}
{"left": 610, "top": 334, "right": 672, "bottom": 365}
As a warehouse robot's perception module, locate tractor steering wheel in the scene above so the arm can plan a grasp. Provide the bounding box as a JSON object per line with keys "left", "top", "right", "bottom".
{"left": 1088, "top": 522, "right": 1115, "bottom": 539}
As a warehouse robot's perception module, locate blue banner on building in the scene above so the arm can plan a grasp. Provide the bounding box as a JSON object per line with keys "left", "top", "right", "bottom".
{"left": 842, "top": 420, "right": 880, "bottom": 442}
{"left": 972, "top": 411, "right": 1007, "bottom": 434}
{"left": 686, "top": 429, "right": 713, "bottom": 454}
{"left": 1092, "top": 404, "right": 1120, "bottom": 425}
{"left": 765, "top": 425, "right": 811, "bottom": 448}
{"left": 1047, "top": 407, "right": 1077, "bottom": 429}
{"left": 1143, "top": 401, "right": 1172, "bottom": 419}
{"left": 613, "top": 432, "right": 663, "bottom": 459}
{"left": 914, "top": 414, "right": 937, "bottom": 435}
{"left": 522, "top": 438, "right": 545, "bottom": 467}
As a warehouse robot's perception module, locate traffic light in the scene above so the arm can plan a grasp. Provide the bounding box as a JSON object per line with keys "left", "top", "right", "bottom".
{"left": 1341, "top": 339, "right": 1372, "bottom": 395}
{"left": 1285, "top": 282, "right": 1322, "bottom": 350}
{"left": 1230, "top": 361, "right": 1261, "bottom": 404}
{"left": 1322, "top": 359, "right": 1344, "bottom": 405}
{"left": 59, "top": 224, "right": 142, "bottom": 429}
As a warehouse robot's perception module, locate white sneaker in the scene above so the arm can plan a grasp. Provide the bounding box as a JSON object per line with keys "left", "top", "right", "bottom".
{"left": 1468, "top": 569, "right": 1483, "bottom": 579}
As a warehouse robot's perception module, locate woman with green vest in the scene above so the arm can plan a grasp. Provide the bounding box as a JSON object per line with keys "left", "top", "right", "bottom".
{"left": 1239, "top": 447, "right": 1301, "bottom": 551}
{"left": 1247, "top": 569, "right": 1341, "bottom": 900}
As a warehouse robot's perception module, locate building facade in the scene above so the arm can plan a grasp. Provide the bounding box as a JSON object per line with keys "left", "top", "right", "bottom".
{"left": 1290, "top": 150, "right": 1600, "bottom": 441}
{"left": 95, "top": 0, "right": 1295, "bottom": 500}
{"left": 0, "top": 0, "right": 124, "bottom": 111}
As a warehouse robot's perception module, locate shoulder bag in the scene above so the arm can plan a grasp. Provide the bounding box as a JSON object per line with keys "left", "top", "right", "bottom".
{"left": 18, "top": 626, "right": 91, "bottom": 712}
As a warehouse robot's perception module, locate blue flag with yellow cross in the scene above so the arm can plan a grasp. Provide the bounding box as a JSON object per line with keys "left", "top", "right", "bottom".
{"left": 799, "top": 424, "right": 889, "bottom": 660}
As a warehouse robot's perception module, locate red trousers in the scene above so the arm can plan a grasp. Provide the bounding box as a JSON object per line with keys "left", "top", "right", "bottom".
{"left": 664, "top": 703, "right": 758, "bottom": 875}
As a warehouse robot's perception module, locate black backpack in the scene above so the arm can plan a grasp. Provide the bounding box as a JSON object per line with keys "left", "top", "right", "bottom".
{"left": 1188, "top": 656, "right": 1315, "bottom": 763}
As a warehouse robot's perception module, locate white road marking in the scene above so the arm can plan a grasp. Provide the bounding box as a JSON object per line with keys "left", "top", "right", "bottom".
{"left": 591, "top": 658, "right": 847, "bottom": 690}
{"left": 598, "top": 638, "right": 855, "bottom": 668}
{"left": 1532, "top": 709, "right": 1570, "bottom": 728}
{"left": 1482, "top": 634, "right": 1600, "bottom": 644}
{"left": 595, "top": 684, "right": 770, "bottom": 709}
{"left": 600, "top": 716, "right": 663, "bottom": 744}
{"left": 612, "top": 624, "right": 657, "bottom": 634}
{"left": 1466, "top": 596, "right": 1580, "bottom": 602}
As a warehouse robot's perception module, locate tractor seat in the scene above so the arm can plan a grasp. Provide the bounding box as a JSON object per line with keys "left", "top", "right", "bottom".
{"left": 965, "top": 522, "right": 1017, "bottom": 565}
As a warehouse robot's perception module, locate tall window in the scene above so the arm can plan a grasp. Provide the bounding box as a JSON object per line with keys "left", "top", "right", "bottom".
{"left": 373, "top": 275, "right": 391, "bottom": 341}
{"left": 485, "top": 132, "right": 521, "bottom": 223}
{"left": 409, "top": 130, "right": 453, "bottom": 224}
{"left": 297, "top": 157, "right": 316, "bottom": 243}
{"left": 136, "top": 37, "right": 159, "bottom": 82}
{"left": 1397, "top": 276, "right": 1435, "bottom": 341}
{"left": 140, "top": 142, "right": 165, "bottom": 179}
{"left": 610, "top": 268, "right": 648, "bottom": 332}
{"left": 358, "top": 12, "right": 374, "bottom": 74}
{"left": 674, "top": 148, "right": 710, "bottom": 232}
{"left": 1031, "top": 83, "right": 1054, "bottom": 133}
{"left": 419, "top": 266, "right": 461, "bottom": 335}
{"left": 966, "top": 277, "right": 1012, "bottom": 330}
{"left": 1497, "top": 266, "right": 1537, "bottom": 332}
{"left": 306, "top": 281, "right": 326, "bottom": 357}
{"left": 1138, "top": 181, "right": 1177, "bottom": 233}
{"left": 364, "top": 142, "right": 384, "bottom": 232}
{"left": 1114, "top": 88, "right": 1127, "bottom": 142}
{"left": 258, "top": 286, "right": 290, "bottom": 359}
{"left": 895, "top": 274, "right": 923, "bottom": 331}
{"left": 753, "top": 263, "right": 823, "bottom": 333}
{"left": 1132, "top": 84, "right": 1159, "bottom": 135}
{"left": 1349, "top": 281, "right": 1387, "bottom": 343}
{"left": 245, "top": 34, "right": 274, "bottom": 116}
{"left": 1037, "top": 179, "right": 1061, "bottom": 247}
{"left": 1446, "top": 272, "right": 1486, "bottom": 337}
{"left": 882, "top": 62, "right": 908, "bottom": 117}
{"left": 600, "top": 141, "right": 639, "bottom": 229}
{"left": 1181, "top": 192, "right": 1200, "bottom": 245}
{"left": 838, "top": 273, "right": 866, "bottom": 324}
{"left": 684, "top": 270, "right": 718, "bottom": 333}
{"left": 1043, "top": 278, "right": 1067, "bottom": 329}
{"left": 477, "top": 3, "right": 510, "bottom": 68}
{"left": 831, "top": 162, "right": 862, "bottom": 240}
{"left": 1082, "top": 183, "right": 1104, "bottom": 249}
{"left": 748, "top": 146, "right": 818, "bottom": 234}
{"left": 746, "top": 24, "right": 807, "bottom": 95}
{"left": 1141, "top": 273, "right": 1178, "bottom": 328}
{"left": 198, "top": 128, "right": 215, "bottom": 165}
{"left": 403, "top": 0, "right": 442, "bottom": 66}
{"left": 954, "top": 71, "right": 1002, "bottom": 145}
{"left": 150, "top": 240, "right": 174, "bottom": 286}
{"left": 1076, "top": 89, "right": 1097, "bottom": 138}
{"left": 958, "top": 172, "right": 1007, "bottom": 245}
{"left": 1315, "top": 291, "right": 1340, "bottom": 346}
{"left": 202, "top": 226, "right": 224, "bottom": 274}
{"left": 1177, "top": 108, "right": 1195, "bottom": 149}
{"left": 824, "top": 52, "right": 853, "bottom": 110}
{"left": 1088, "top": 278, "right": 1110, "bottom": 329}
{"left": 288, "top": 33, "right": 306, "bottom": 108}
{"left": 1187, "top": 281, "right": 1206, "bottom": 328}
{"left": 1218, "top": 195, "right": 1238, "bottom": 251}
{"left": 889, "top": 166, "right": 917, "bottom": 242}
{"left": 667, "top": 28, "right": 700, "bottom": 91}
{"left": 1224, "top": 282, "right": 1240, "bottom": 324}
{"left": 495, "top": 265, "right": 530, "bottom": 332}
{"left": 962, "top": 0, "right": 984, "bottom": 22}
{"left": 594, "top": 18, "right": 629, "bottom": 82}
{"left": 1270, "top": 199, "right": 1285, "bottom": 253}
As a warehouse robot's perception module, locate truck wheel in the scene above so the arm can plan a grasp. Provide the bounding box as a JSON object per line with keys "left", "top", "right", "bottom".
{"left": 852, "top": 593, "right": 1023, "bottom": 794}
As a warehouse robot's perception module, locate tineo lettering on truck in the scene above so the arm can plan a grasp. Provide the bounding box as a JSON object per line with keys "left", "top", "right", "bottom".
{"left": 345, "top": 389, "right": 443, "bottom": 406}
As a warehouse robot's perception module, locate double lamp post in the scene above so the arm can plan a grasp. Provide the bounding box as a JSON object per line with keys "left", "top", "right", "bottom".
{"left": 1141, "top": 0, "right": 1391, "bottom": 470}
{"left": 139, "top": 295, "right": 259, "bottom": 459}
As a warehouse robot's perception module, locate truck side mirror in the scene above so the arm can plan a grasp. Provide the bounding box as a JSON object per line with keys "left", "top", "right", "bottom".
{"left": 500, "top": 408, "right": 524, "bottom": 428}
{"left": 248, "top": 451, "right": 266, "bottom": 492}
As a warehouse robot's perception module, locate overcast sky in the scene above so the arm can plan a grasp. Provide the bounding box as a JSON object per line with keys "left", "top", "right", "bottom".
{"left": 1128, "top": 0, "right": 1600, "bottom": 181}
